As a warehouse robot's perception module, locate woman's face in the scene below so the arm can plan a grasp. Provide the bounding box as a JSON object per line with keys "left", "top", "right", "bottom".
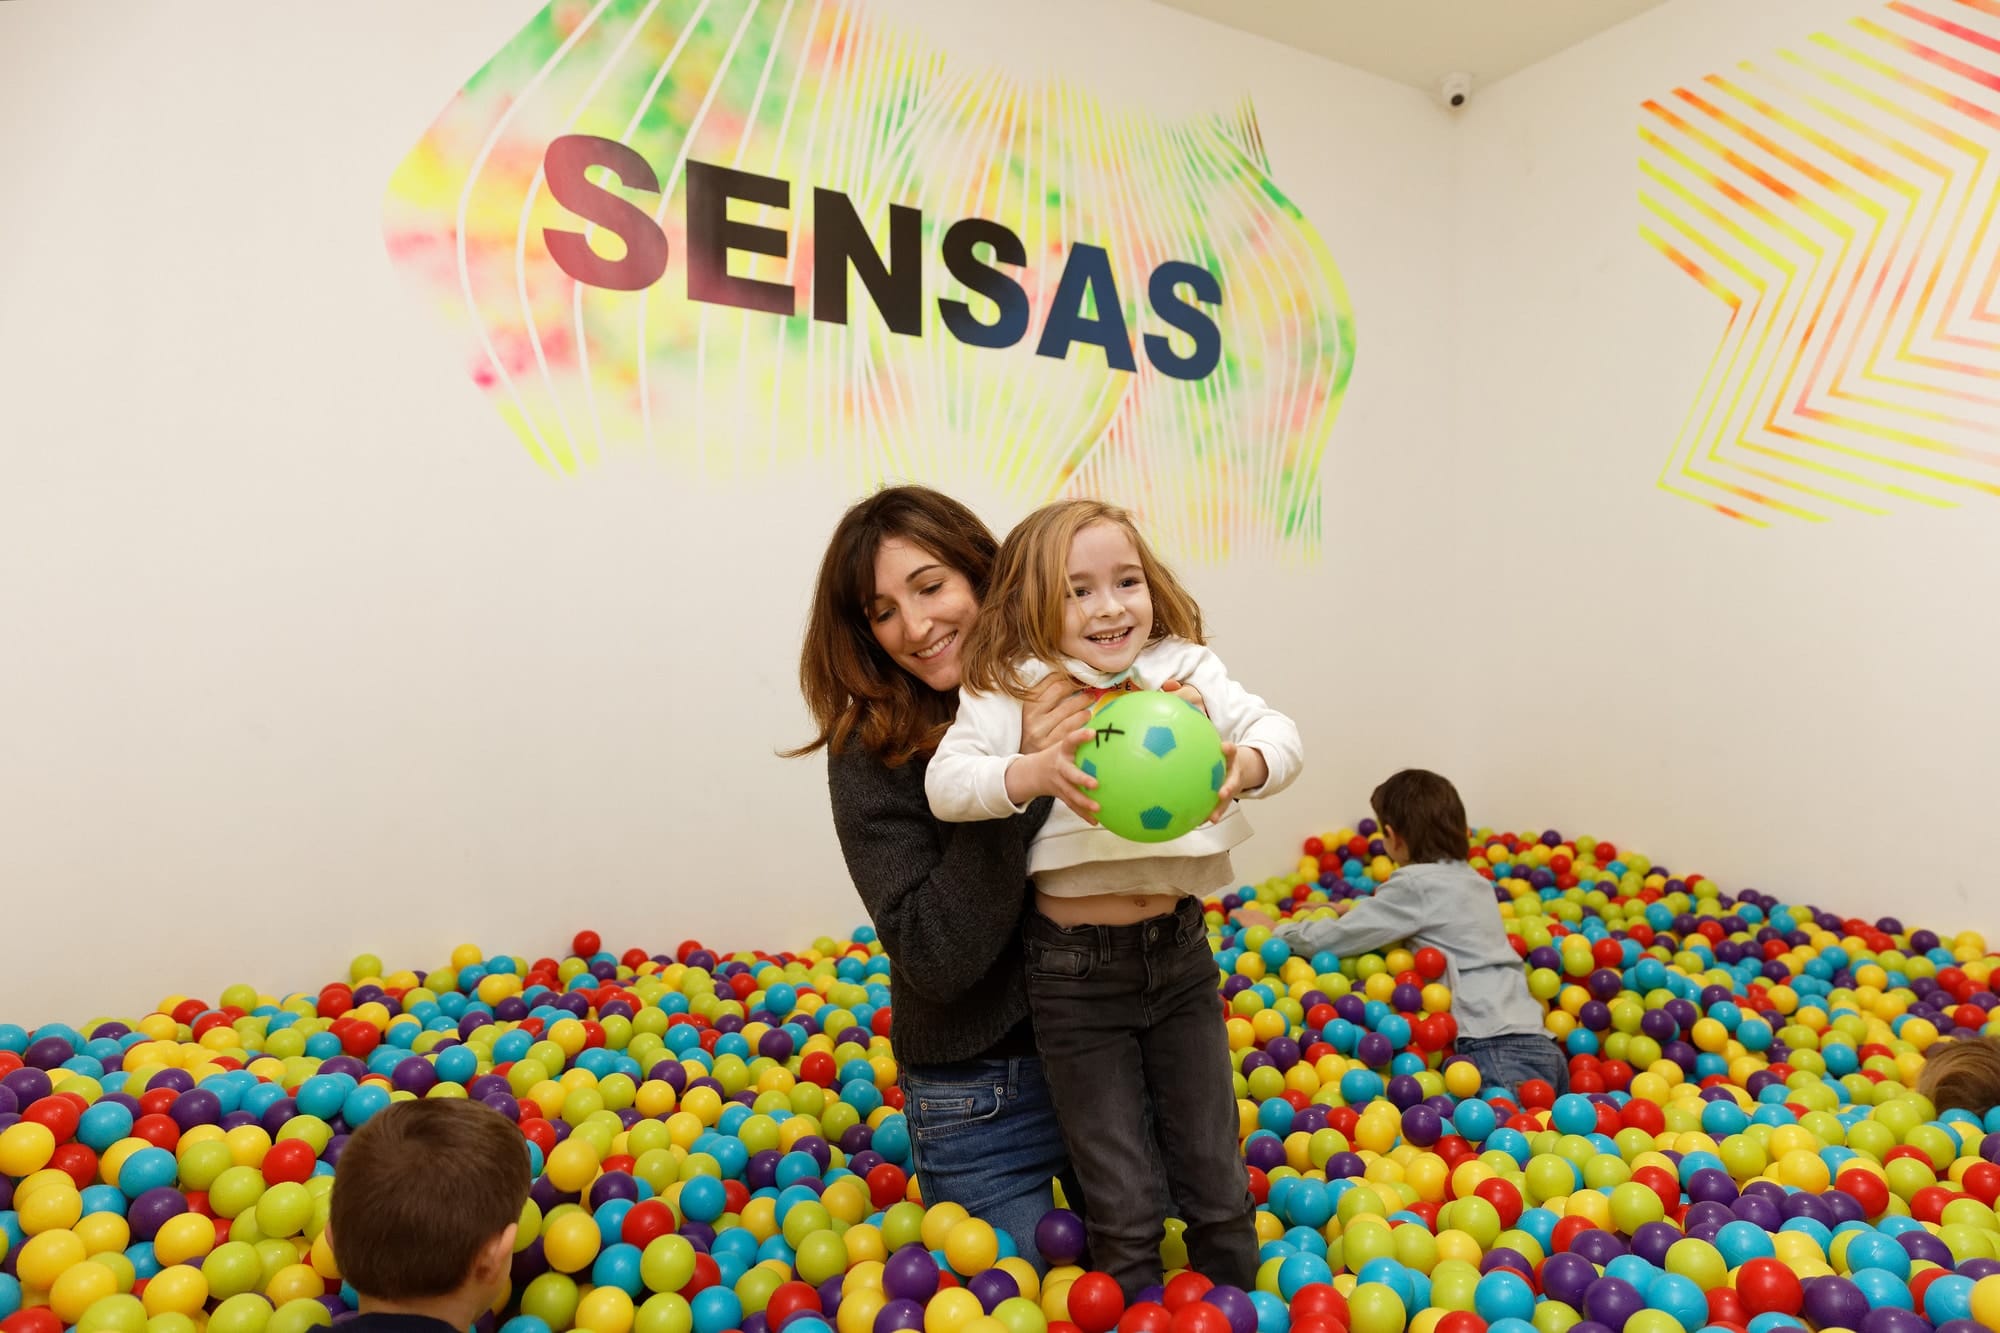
{"left": 868, "top": 537, "right": 979, "bottom": 693}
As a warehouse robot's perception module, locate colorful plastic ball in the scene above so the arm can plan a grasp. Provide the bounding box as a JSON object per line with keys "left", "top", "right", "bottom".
{"left": 1345, "top": 1284, "right": 1406, "bottom": 1333}
{"left": 1036, "top": 1212, "right": 1087, "bottom": 1268}
{"left": 1072, "top": 691, "right": 1228, "bottom": 844}
{"left": 1066, "top": 1274, "right": 1126, "bottom": 1333}
{"left": 1474, "top": 1272, "right": 1534, "bottom": 1325}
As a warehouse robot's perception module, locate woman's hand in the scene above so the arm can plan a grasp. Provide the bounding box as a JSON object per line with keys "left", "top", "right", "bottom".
{"left": 1160, "top": 678, "right": 1206, "bottom": 714}
{"left": 1209, "top": 743, "right": 1269, "bottom": 822}
{"left": 1230, "top": 906, "right": 1277, "bottom": 931}
{"left": 1021, "top": 674, "right": 1094, "bottom": 755}
{"left": 1005, "top": 724, "right": 1101, "bottom": 822}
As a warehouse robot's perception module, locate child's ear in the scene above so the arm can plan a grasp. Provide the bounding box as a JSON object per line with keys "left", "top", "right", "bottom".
{"left": 476, "top": 1222, "right": 518, "bottom": 1283}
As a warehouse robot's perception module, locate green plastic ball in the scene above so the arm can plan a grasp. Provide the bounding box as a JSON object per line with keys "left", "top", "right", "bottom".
{"left": 1073, "top": 691, "right": 1226, "bottom": 843}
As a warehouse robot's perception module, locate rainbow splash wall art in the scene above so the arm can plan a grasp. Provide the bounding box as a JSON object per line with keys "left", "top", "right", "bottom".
{"left": 384, "top": 0, "right": 1356, "bottom": 560}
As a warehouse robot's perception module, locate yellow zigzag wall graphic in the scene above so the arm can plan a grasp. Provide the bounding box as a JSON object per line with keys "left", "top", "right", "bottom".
{"left": 1640, "top": 0, "right": 2000, "bottom": 525}
{"left": 385, "top": 0, "right": 1355, "bottom": 560}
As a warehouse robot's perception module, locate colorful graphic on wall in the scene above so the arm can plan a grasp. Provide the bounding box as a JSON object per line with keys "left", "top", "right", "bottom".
{"left": 1640, "top": 0, "right": 2000, "bottom": 526}
{"left": 385, "top": 0, "right": 1354, "bottom": 559}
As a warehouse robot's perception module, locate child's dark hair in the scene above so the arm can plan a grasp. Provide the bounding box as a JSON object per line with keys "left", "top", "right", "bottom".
{"left": 329, "top": 1099, "right": 530, "bottom": 1300}
{"left": 1370, "top": 769, "right": 1470, "bottom": 865}
{"left": 1917, "top": 1035, "right": 2000, "bottom": 1116}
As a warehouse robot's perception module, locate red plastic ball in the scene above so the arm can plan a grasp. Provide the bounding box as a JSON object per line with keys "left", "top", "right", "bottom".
{"left": 1167, "top": 1306, "right": 1230, "bottom": 1333}
{"left": 1162, "top": 1273, "right": 1212, "bottom": 1311}
{"left": 866, "top": 1164, "right": 908, "bottom": 1209}
{"left": 22, "top": 1096, "right": 81, "bottom": 1141}
{"left": 1067, "top": 1274, "right": 1127, "bottom": 1333}
{"left": 1837, "top": 1169, "right": 1889, "bottom": 1218}
{"left": 1473, "top": 1177, "right": 1523, "bottom": 1229}
{"left": 1288, "top": 1318, "right": 1345, "bottom": 1333}
{"left": 1287, "top": 1285, "right": 1348, "bottom": 1328}
{"left": 1116, "top": 1304, "right": 1172, "bottom": 1333}
{"left": 1551, "top": 1215, "right": 1599, "bottom": 1253}
{"left": 621, "top": 1200, "right": 676, "bottom": 1250}
{"left": 765, "top": 1282, "right": 822, "bottom": 1330}
{"left": 49, "top": 1143, "right": 97, "bottom": 1190}
{"left": 1735, "top": 1259, "right": 1802, "bottom": 1316}
{"left": 261, "top": 1138, "right": 317, "bottom": 1185}
{"left": 1435, "top": 1315, "right": 1486, "bottom": 1333}
{"left": 1706, "top": 1289, "right": 1747, "bottom": 1328}
{"left": 2, "top": 1309, "right": 65, "bottom": 1333}
{"left": 573, "top": 930, "right": 602, "bottom": 957}
{"left": 1961, "top": 1160, "right": 2000, "bottom": 1205}
{"left": 131, "top": 1114, "right": 181, "bottom": 1151}
{"left": 1517, "top": 1080, "right": 1556, "bottom": 1111}
{"left": 682, "top": 1252, "right": 721, "bottom": 1296}
{"left": 1911, "top": 1185, "right": 1960, "bottom": 1223}
{"left": 1414, "top": 948, "right": 1448, "bottom": 981}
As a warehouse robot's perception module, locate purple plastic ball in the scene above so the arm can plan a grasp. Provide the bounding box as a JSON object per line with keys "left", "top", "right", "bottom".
{"left": 589, "top": 1173, "right": 639, "bottom": 1209}
{"left": 1541, "top": 1252, "right": 1598, "bottom": 1308}
{"left": 1803, "top": 1277, "right": 1872, "bottom": 1330}
{"left": 1860, "top": 1309, "right": 1934, "bottom": 1333}
{"left": 873, "top": 1300, "right": 927, "bottom": 1333}
{"left": 1035, "top": 1209, "right": 1087, "bottom": 1266}
{"left": 1583, "top": 1276, "right": 1644, "bottom": 1332}
{"left": 882, "top": 1246, "right": 940, "bottom": 1303}
{"left": 128, "top": 1186, "right": 189, "bottom": 1240}
{"left": 1401, "top": 1105, "right": 1442, "bottom": 1147}
{"left": 966, "top": 1270, "right": 1019, "bottom": 1313}
{"left": 1205, "top": 1286, "right": 1257, "bottom": 1333}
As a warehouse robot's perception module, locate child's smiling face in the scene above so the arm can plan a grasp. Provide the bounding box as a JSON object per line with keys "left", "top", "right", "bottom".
{"left": 1060, "top": 521, "right": 1153, "bottom": 676}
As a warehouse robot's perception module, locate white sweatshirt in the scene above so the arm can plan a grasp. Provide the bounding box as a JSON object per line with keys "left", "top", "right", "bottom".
{"left": 925, "top": 638, "right": 1304, "bottom": 885}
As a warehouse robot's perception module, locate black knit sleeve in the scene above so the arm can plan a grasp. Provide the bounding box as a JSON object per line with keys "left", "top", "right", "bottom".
{"left": 828, "top": 745, "right": 1049, "bottom": 1006}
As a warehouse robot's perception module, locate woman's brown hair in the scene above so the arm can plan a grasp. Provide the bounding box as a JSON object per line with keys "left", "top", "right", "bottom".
{"left": 789, "top": 486, "right": 999, "bottom": 765}
{"left": 960, "top": 499, "right": 1204, "bottom": 700}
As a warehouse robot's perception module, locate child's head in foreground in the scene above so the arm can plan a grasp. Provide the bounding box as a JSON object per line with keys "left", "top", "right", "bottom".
{"left": 1917, "top": 1034, "right": 2000, "bottom": 1118}
{"left": 329, "top": 1099, "right": 531, "bottom": 1313}
{"left": 1370, "top": 769, "right": 1470, "bottom": 866}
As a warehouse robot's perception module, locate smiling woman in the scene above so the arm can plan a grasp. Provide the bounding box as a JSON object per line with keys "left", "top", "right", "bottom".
{"left": 787, "top": 485, "right": 1100, "bottom": 1268}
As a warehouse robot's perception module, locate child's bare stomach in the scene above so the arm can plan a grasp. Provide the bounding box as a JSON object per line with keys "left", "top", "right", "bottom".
{"left": 1035, "top": 888, "right": 1182, "bottom": 926}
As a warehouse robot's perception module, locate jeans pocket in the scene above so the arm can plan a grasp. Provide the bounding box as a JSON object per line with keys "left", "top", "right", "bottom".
{"left": 903, "top": 1076, "right": 1006, "bottom": 1142}
{"left": 1026, "top": 943, "right": 1093, "bottom": 981}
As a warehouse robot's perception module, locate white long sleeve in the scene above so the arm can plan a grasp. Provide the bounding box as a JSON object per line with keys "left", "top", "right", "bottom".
{"left": 924, "top": 640, "right": 1304, "bottom": 881}
{"left": 925, "top": 683, "right": 1034, "bottom": 822}
{"left": 1172, "top": 645, "right": 1304, "bottom": 800}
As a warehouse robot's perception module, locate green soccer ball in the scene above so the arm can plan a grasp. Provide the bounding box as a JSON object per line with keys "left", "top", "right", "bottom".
{"left": 1074, "top": 690, "right": 1228, "bottom": 843}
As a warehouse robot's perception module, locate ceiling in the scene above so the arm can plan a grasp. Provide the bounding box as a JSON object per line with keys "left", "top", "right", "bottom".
{"left": 1149, "top": 0, "right": 1672, "bottom": 94}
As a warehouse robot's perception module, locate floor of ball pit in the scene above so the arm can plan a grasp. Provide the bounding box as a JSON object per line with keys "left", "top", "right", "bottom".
{"left": 1, "top": 823, "right": 1999, "bottom": 1333}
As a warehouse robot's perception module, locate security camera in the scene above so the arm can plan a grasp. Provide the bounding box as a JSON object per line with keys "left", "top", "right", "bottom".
{"left": 1439, "top": 73, "right": 1473, "bottom": 110}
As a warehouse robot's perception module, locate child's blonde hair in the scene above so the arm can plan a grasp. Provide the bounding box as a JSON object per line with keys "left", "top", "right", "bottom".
{"left": 1917, "top": 1034, "right": 2000, "bottom": 1116}
{"left": 962, "top": 499, "right": 1204, "bottom": 700}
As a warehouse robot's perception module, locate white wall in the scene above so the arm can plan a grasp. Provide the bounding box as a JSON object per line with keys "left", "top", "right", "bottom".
{"left": 1450, "top": 0, "right": 2000, "bottom": 933}
{"left": 0, "top": 1, "right": 1453, "bottom": 1019}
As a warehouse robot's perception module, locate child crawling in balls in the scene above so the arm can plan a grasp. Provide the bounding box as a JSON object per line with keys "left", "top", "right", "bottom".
{"left": 1232, "top": 769, "right": 1569, "bottom": 1101}
{"left": 328, "top": 1099, "right": 531, "bottom": 1333}
{"left": 926, "top": 498, "right": 1303, "bottom": 1299}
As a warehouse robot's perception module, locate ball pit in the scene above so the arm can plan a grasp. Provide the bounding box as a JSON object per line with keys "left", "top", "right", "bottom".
{"left": 1, "top": 831, "right": 1999, "bottom": 1333}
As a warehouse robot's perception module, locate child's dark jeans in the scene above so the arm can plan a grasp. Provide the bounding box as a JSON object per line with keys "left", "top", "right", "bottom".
{"left": 1456, "top": 1032, "right": 1571, "bottom": 1099}
{"left": 1022, "top": 896, "right": 1259, "bottom": 1297}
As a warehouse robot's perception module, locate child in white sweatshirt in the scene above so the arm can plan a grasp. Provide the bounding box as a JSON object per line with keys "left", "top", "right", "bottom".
{"left": 925, "top": 499, "right": 1302, "bottom": 1297}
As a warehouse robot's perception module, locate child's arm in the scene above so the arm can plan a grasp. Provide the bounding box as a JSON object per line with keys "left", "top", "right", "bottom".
{"left": 927, "top": 689, "right": 1099, "bottom": 822}
{"left": 1269, "top": 885, "right": 1430, "bottom": 959}
{"left": 926, "top": 690, "right": 1029, "bottom": 822}
{"left": 1179, "top": 647, "right": 1304, "bottom": 799}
